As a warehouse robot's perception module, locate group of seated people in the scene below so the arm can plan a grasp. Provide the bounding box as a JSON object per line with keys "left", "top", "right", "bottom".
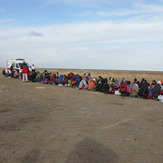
{"left": 2, "top": 69, "right": 163, "bottom": 100}
{"left": 2, "top": 69, "right": 20, "bottom": 78}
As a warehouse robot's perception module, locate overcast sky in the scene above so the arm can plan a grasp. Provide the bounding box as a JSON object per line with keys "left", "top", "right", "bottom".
{"left": 0, "top": 0, "right": 163, "bottom": 71}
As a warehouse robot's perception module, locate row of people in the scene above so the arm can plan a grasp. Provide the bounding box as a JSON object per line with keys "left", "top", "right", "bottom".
{"left": 2, "top": 68, "right": 163, "bottom": 100}
{"left": 28, "top": 70, "right": 163, "bottom": 100}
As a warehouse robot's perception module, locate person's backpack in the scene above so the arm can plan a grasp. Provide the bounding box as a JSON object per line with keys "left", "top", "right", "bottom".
{"left": 68, "top": 73, "right": 74, "bottom": 79}
{"left": 62, "top": 78, "right": 66, "bottom": 83}
{"left": 71, "top": 79, "right": 76, "bottom": 85}
{"left": 126, "top": 85, "right": 133, "bottom": 93}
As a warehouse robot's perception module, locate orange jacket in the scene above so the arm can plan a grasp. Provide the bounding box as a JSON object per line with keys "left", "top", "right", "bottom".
{"left": 88, "top": 79, "right": 96, "bottom": 90}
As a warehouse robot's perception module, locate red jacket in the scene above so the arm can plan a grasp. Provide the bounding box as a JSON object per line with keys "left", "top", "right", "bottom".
{"left": 22, "top": 66, "right": 29, "bottom": 73}
{"left": 121, "top": 82, "right": 127, "bottom": 92}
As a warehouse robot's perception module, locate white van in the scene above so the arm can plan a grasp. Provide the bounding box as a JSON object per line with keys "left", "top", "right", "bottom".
{"left": 5, "top": 59, "right": 26, "bottom": 74}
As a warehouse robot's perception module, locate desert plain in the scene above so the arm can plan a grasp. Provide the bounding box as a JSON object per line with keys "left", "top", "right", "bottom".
{"left": 0, "top": 68, "right": 163, "bottom": 163}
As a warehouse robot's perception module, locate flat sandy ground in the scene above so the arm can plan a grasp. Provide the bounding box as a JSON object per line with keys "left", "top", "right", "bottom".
{"left": 0, "top": 69, "right": 163, "bottom": 163}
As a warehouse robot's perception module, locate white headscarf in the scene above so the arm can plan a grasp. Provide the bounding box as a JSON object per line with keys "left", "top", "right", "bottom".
{"left": 157, "top": 81, "right": 161, "bottom": 85}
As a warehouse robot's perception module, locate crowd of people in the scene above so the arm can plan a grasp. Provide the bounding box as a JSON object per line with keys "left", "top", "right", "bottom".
{"left": 2, "top": 62, "right": 163, "bottom": 100}
{"left": 3, "top": 62, "right": 35, "bottom": 81}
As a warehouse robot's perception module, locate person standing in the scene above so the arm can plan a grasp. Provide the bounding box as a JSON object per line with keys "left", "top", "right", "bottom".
{"left": 22, "top": 62, "right": 29, "bottom": 82}
{"left": 10, "top": 65, "right": 13, "bottom": 73}
{"left": 29, "top": 66, "right": 32, "bottom": 72}
{"left": 31, "top": 64, "right": 35, "bottom": 72}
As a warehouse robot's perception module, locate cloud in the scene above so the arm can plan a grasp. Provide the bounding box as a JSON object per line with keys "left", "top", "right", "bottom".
{"left": 0, "top": 18, "right": 163, "bottom": 70}
{"left": 28, "top": 31, "right": 43, "bottom": 37}
{"left": 97, "top": 3, "right": 163, "bottom": 18}
{"left": 1, "top": 19, "right": 163, "bottom": 44}
{"left": 0, "top": 1, "right": 163, "bottom": 70}
{"left": 0, "top": 18, "right": 15, "bottom": 23}
{"left": 133, "top": 3, "right": 163, "bottom": 13}
{"left": 43, "top": 21, "right": 163, "bottom": 44}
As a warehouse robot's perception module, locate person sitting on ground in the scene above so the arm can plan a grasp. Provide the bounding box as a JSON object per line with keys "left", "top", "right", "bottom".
{"left": 10, "top": 69, "right": 15, "bottom": 78}
{"left": 120, "top": 79, "right": 127, "bottom": 96}
{"left": 85, "top": 73, "right": 92, "bottom": 84}
{"left": 79, "top": 78, "right": 88, "bottom": 89}
{"left": 121, "top": 81, "right": 132, "bottom": 96}
{"left": 146, "top": 80, "right": 156, "bottom": 99}
{"left": 57, "top": 74, "right": 64, "bottom": 86}
{"left": 138, "top": 79, "right": 149, "bottom": 98}
{"left": 71, "top": 77, "right": 77, "bottom": 87}
{"left": 112, "top": 79, "right": 121, "bottom": 91}
{"left": 9, "top": 65, "right": 14, "bottom": 77}
{"left": 62, "top": 75, "right": 68, "bottom": 86}
{"left": 13, "top": 70, "right": 19, "bottom": 79}
{"left": 87, "top": 73, "right": 92, "bottom": 80}
{"left": 126, "top": 81, "right": 133, "bottom": 96}
{"left": 96, "top": 76, "right": 104, "bottom": 92}
{"left": 42, "top": 70, "right": 51, "bottom": 84}
{"left": 29, "top": 71, "right": 37, "bottom": 82}
{"left": 150, "top": 80, "right": 156, "bottom": 88}
{"left": 42, "top": 70, "right": 48, "bottom": 80}
{"left": 108, "top": 77, "right": 115, "bottom": 86}
{"left": 2, "top": 70, "right": 9, "bottom": 77}
{"left": 102, "top": 78, "right": 110, "bottom": 94}
{"left": 88, "top": 78, "right": 96, "bottom": 91}
{"left": 50, "top": 73, "right": 58, "bottom": 85}
{"left": 153, "top": 81, "right": 162, "bottom": 99}
{"left": 130, "top": 80, "right": 139, "bottom": 97}
{"left": 35, "top": 71, "right": 43, "bottom": 82}
{"left": 133, "top": 78, "right": 140, "bottom": 86}
{"left": 74, "top": 74, "right": 82, "bottom": 88}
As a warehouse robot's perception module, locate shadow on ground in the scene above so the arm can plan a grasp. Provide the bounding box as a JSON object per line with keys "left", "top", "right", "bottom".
{"left": 65, "top": 137, "right": 119, "bottom": 163}
{"left": 20, "top": 149, "right": 41, "bottom": 163}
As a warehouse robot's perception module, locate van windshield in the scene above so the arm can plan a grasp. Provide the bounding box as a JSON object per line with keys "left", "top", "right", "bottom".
{"left": 18, "top": 63, "right": 23, "bottom": 69}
